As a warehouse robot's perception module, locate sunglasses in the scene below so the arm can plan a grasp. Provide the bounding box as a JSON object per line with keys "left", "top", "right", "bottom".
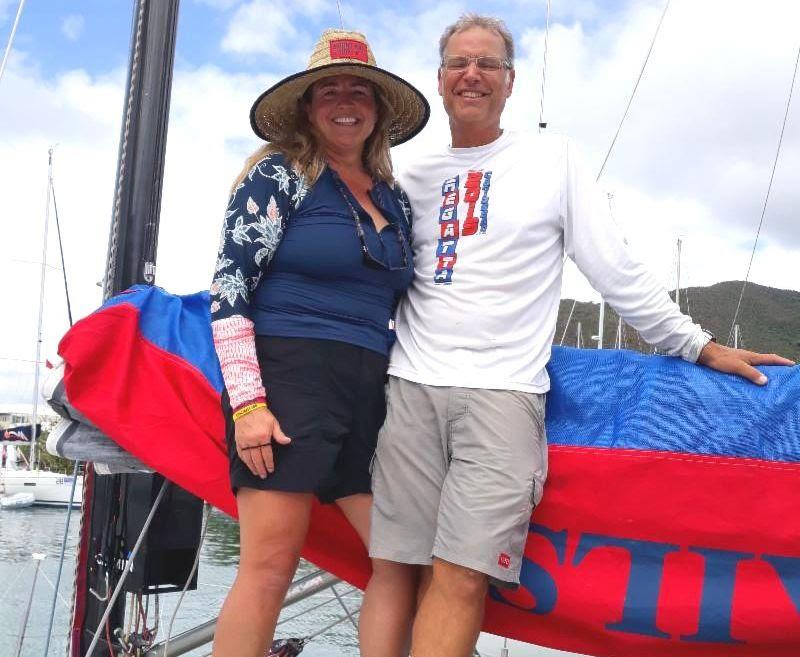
{"left": 441, "top": 55, "right": 512, "bottom": 71}
{"left": 333, "top": 176, "right": 410, "bottom": 272}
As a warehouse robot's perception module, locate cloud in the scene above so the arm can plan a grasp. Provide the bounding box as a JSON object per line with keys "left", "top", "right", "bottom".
{"left": 0, "top": 56, "right": 124, "bottom": 406}
{"left": 61, "top": 14, "right": 85, "bottom": 41}
{"left": 192, "top": 0, "right": 240, "bottom": 9}
{"left": 2, "top": 0, "right": 799, "bottom": 406}
{"left": 503, "top": 0, "right": 800, "bottom": 297}
{"left": 0, "top": 0, "right": 18, "bottom": 22}
{"left": 219, "top": 0, "right": 332, "bottom": 59}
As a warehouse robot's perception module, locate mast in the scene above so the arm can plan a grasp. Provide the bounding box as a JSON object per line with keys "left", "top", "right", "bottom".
{"left": 73, "top": 2, "right": 183, "bottom": 656}
{"left": 30, "top": 148, "right": 54, "bottom": 471}
{"left": 596, "top": 301, "right": 605, "bottom": 349}
{"left": 595, "top": 191, "right": 616, "bottom": 351}
{"left": 675, "top": 237, "right": 682, "bottom": 310}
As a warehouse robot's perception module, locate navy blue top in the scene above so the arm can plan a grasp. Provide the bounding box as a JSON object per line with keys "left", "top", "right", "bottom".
{"left": 210, "top": 153, "right": 414, "bottom": 356}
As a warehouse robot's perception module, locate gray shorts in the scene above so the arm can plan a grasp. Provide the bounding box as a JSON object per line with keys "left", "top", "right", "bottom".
{"left": 369, "top": 376, "right": 548, "bottom": 587}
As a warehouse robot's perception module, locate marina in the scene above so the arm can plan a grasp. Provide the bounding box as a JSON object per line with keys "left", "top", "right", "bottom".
{"left": 0, "top": 506, "right": 363, "bottom": 657}
{"left": 0, "top": 506, "right": 567, "bottom": 657}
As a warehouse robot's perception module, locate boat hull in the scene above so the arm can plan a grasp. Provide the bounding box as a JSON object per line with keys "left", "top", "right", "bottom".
{"left": 0, "top": 469, "right": 82, "bottom": 507}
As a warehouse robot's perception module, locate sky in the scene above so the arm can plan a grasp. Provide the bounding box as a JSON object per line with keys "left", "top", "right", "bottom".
{"left": 1, "top": 2, "right": 799, "bottom": 411}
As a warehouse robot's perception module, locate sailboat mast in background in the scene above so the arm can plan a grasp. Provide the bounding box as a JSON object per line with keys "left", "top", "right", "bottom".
{"left": 30, "top": 148, "right": 54, "bottom": 470}
{"left": 675, "top": 237, "right": 682, "bottom": 310}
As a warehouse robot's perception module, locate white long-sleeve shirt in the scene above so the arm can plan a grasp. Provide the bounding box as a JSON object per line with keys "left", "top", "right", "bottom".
{"left": 390, "top": 130, "right": 708, "bottom": 393}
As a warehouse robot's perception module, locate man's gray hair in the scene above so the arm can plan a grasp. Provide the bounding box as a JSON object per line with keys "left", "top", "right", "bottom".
{"left": 438, "top": 14, "right": 515, "bottom": 67}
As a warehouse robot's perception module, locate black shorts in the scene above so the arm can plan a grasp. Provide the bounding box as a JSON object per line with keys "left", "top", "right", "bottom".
{"left": 224, "top": 336, "right": 388, "bottom": 503}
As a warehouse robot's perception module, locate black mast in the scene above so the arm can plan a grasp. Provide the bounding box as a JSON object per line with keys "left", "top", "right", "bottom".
{"left": 71, "top": 2, "right": 193, "bottom": 656}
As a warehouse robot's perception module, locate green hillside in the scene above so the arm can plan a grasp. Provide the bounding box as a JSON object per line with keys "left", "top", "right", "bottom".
{"left": 555, "top": 281, "right": 800, "bottom": 362}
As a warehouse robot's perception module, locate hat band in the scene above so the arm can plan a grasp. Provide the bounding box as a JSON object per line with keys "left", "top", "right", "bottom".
{"left": 329, "top": 39, "right": 369, "bottom": 63}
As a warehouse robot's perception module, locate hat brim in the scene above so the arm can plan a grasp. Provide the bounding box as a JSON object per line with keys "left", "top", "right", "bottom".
{"left": 250, "top": 62, "right": 430, "bottom": 147}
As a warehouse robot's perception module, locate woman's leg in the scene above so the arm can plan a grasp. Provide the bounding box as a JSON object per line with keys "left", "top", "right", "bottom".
{"left": 335, "top": 493, "right": 372, "bottom": 545}
{"left": 212, "top": 489, "right": 313, "bottom": 657}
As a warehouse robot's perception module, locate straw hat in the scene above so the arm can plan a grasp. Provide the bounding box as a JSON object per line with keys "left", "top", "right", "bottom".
{"left": 250, "top": 29, "right": 429, "bottom": 146}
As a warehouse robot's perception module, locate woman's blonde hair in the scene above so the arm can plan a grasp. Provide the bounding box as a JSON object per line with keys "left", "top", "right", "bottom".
{"left": 231, "top": 79, "right": 395, "bottom": 193}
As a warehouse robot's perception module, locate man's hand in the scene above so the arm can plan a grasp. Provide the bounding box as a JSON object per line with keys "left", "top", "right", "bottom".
{"left": 697, "top": 341, "right": 795, "bottom": 385}
{"left": 234, "top": 407, "right": 292, "bottom": 478}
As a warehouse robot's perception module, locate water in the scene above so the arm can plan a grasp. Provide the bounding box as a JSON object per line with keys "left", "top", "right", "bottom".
{"left": 0, "top": 506, "right": 361, "bottom": 657}
{"left": 0, "top": 507, "right": 572, "bottom": 657}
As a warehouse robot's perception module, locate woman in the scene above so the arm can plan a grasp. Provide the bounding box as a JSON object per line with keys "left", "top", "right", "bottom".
{"left": 209, "top": 29, "right": 428, "bottom": 657}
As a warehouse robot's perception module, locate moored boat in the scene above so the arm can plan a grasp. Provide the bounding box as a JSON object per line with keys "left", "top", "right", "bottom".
{"left": 0, "top": 491, "right": 35, "bottom": 509}
{"left": 0, "top": 467, "right": 82, "bottom": 507}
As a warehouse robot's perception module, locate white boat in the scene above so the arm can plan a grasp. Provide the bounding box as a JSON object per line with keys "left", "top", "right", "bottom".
{"left": 0, "top": 444, "right": 82, "bottom": 507}
{"left": 0, "top": 468, "right": 82, "bottom": 507}
{"left": 0, "top": 491, "right": 35, "bottom": 509}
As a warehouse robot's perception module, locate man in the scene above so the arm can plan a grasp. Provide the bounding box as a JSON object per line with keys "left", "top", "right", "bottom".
{"left": 364, "top": 14, "right": 794, "bottom": 657}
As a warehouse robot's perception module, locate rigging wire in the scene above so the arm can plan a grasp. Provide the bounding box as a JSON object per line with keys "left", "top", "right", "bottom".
{"left": 537, "top": 0, "right": 552, "bottom": 131}
{"left": 105, "top": 0, "right": 147, "bottom": 301}
{"left": 726, "top": 42, "right": 800, "bottom": 347}
{"left": 41, "top": 146, "right": 80, "bottom": 657}
{"left": 0, "top": 356, "right": 48, "bottom": 363}
{"left": 161, "top": 504, "right": 213, "bottom": 657}
{"left": 29, "top": 149, "right": 55, "bottom": 472}
{"left": 596, "top": 0, "right": 672, "bottom": 182}
{"left": 14, "top": 554, "right": 46, "bottom": 657}
{"left": 304, "top": 606, "right": 361, "bottom": 640}
{"left": 560, "top": 0, "right": 673, "bottom": 345}
{"left": 50, "top": 172, "right": 74, "bottom": 326}
{"left": 0, "top": 561, "right": 32, "bottom": 607}
{"left": 334, "top": 0, "right": 345, "bottom": 30}
{"left": 36, "top": 568, "right": 71, "bottom": 610}
{"left": 681, "top": 241, "right": 692, "bottom": 318}
{"left": 276, "top": 586, "right": 358, "bottom": 626}
{"left": 84, "top": 479, "right": 170, "bottom": 657}
{"left": 0, "top": 0, "right": 26, "bottom": 87}
{"left": 329, "top": 584, "right": 359, "bottom": 630}
{"left": 558, "top": 298, "right": 577, "bottom": 346}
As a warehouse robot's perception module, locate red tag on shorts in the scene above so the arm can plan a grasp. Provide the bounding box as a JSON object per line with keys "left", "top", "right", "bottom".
{"left": 498, "top": 553, "right": 511, "bottom": 569}
{"left": 329, "top": 39, "right": 368, "bottom": 62}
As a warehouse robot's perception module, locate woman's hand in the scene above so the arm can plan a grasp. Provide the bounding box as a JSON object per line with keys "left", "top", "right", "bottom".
{"left": 234, "top": 407, "right": 292, "bottom": 479}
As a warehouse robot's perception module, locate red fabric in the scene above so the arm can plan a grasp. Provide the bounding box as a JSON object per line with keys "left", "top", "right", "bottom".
{"left": 59, "top": 304, "right": 370, "bottom": 587}
{"left": 488, "top": 446, "right": 800, "bottom": 656}
{"left": 60, "top": 304, "right": 800, "bottom": 654}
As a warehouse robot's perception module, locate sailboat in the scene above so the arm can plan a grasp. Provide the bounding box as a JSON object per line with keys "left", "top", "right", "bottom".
{"left": 0, "top": 151, "right": 84, "bottom": 509}
{"left": 0, "top": 463, "right": 82, "bottom": 507}
{"left": 5, "top": 1, "right": 798, "bottom": 657}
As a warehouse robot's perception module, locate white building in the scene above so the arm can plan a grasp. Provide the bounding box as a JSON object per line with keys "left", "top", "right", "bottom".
{"left": 0, "top": 403, "right": 60, "bottom": 432}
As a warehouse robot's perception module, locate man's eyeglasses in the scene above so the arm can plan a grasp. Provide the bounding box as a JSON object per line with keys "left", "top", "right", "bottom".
{"left": 441, "top": 55, "right": 512, "bottom": 72}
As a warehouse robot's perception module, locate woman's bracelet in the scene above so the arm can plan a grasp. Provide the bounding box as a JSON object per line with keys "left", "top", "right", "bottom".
{"left": 232, "top": 401, "right": 268, "bottom": 422}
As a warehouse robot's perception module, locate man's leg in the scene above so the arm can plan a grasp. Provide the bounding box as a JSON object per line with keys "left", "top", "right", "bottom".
{"left": 413, "top": 388, "right": 548, "bottom": 657}
{"left": 412, "top": 558, "right": 488, "bottom": 657}
{"left": 367, "top": 377, "right": 450, "bottom": 655}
